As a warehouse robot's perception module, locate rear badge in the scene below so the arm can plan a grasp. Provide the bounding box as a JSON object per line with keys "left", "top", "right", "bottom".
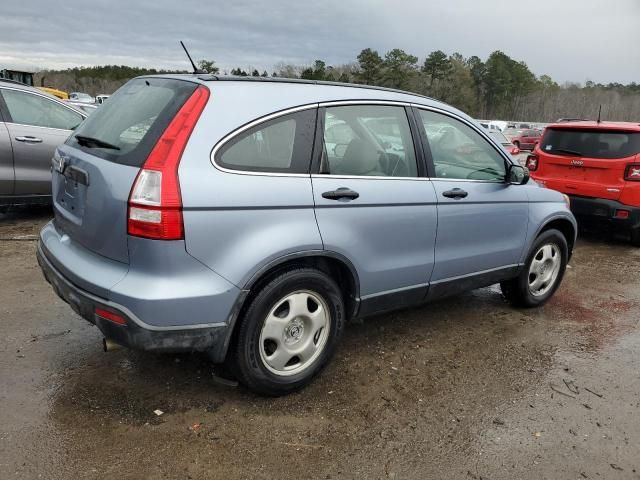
{"left": 606, "top": 188, "right": 621, "bottom": 193}
{"left": 570, "top": 159, "right": 584, "bottom": 166}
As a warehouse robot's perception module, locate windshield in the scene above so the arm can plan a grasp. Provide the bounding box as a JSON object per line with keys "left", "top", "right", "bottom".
{"left": 541, "top": 128, "right": 640, "bottom": 159}
{"left": 67, "top": 78, "right": 198, "bottom": 166}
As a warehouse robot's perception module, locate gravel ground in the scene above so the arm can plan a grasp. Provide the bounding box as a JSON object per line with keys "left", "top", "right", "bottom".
{"left": 0, "top": 207, "right": 639, "bottom": 480}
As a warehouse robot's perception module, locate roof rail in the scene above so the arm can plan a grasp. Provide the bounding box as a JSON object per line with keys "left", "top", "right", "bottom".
{"left": 195, "top": 74, "right": 436, "bottom": 102}
{"left": 556, "top": 118, "right": 590, "bottom": 123}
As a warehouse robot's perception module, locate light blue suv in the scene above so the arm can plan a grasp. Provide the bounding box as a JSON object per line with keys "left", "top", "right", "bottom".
{"left": 37, "top": 75, "right": 576, "bottom": 395}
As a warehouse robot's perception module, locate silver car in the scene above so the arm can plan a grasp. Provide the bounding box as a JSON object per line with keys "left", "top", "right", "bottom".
{"left": 37, "top": 75, "right": 576, "bottom": 395}
{"left": 0, "top": 80, "right": 86, "bottom": 209}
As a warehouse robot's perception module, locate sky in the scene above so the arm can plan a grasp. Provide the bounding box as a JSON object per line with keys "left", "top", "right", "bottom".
{"left": 1, "top": 0, "right": 639, "bottom": 84}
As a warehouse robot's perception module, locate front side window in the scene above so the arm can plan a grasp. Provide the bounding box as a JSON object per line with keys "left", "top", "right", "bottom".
{"left": 216, "top": 109, "right": 316, "bottom": 174}
{"left": 321, "top": 105, "right": 418, "bottom": 177}
{"left": 419, "top": 109, "right": 506, "bottom": 181}
{"left": 1, "top": 89, "right": 83, "bottom": 130}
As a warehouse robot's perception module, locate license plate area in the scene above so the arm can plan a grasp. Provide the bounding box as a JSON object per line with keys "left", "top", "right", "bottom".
{"left": 56, "top": 170, "right": 87, "bottom": 221}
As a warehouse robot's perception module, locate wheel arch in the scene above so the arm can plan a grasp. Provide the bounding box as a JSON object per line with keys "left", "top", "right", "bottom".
{"left": 536, "top": 217, "right": 577, "bottom": 259}
{"left": 214, "top": 251, "right": 360, "bottom": 363}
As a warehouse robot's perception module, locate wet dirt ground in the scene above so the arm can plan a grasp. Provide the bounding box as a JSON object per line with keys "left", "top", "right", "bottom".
{"left": 1, "top": 207, "right": 639, "bottom": 480}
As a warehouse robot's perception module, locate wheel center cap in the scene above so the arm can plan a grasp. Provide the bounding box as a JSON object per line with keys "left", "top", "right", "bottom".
{"left": 284, "top": 318, "right": 304, "bottom": 344}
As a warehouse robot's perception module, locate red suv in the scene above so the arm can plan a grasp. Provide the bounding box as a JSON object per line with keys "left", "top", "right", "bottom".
{"left": 527, "top": 121, "right": 640, "bottom": 245}
{"left": 504, "top": 128, "right": 541, "bottom": 151}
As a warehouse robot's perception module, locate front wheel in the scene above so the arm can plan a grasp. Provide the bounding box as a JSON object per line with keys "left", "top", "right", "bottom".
{"left": 501, "top": 229, "right": 568, "bottom": 307}
{"left": 230, "top": 268, "right": 345, "bottom": 396}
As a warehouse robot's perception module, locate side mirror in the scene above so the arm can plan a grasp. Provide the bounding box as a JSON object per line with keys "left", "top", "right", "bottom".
{"left": 507, "top": 164, "right": 529, "bottom": 185}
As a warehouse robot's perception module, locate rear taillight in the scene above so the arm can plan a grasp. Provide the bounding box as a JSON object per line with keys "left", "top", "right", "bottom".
{"left": 526, "top": 154, "right": 538, "bottom": 171}
{"left": 510, "top": 146, "right": 520, "bottom": 155}
{"left": 624, "top": 163, "right": 640, "bottom": 182}
{"left": 127, "top": 86, "right": 209, "bottom": 240}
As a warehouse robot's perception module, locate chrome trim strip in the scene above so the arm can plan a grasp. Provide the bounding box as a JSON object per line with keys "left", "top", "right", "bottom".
{"left": 319, "top": 99, "right": 412, "bottom": 107}
{"left": 429, "top": 177, "right": 504, "bottom": 184}
{"left": 5, "top": 122, "right": 77, "bottom": 133}
{"left": 429, "top": 264, "right": 520, "bottom": 285}
{"left": 0, "top": 85, "right": 88, "bottom": 120}
{"left": 209, "top": 99, "right": 513, "bottom": 183}
{"left": 312, "top": 174, "right": 428, "bottom": 181}
{"left": 360, "top": 282, "right": 430, "bottom": 300}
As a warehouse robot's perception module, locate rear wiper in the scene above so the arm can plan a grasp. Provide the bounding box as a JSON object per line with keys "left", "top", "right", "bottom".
{"left": 75, "top": 135, "right": 120, "bottom": 150}
{"left": 549, "top": 148, "right": 582, "bottom": 156}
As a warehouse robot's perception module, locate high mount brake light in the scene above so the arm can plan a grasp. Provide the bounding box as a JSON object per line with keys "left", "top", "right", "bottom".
{"left": 127, "top": 86, "right": 210, "bottom": 240}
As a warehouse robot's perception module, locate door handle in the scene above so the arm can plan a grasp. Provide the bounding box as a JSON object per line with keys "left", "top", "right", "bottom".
{"left": 15, "top": 136, "right": 43, "bottom": 143}
{"left": 322, "top": 187, "right": 360, "bottom": 201}
{"left": 442, "top": 188, "right": 468, "bottom": 199}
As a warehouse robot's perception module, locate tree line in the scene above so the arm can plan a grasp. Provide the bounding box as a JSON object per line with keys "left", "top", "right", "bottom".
{"left": 34, "top": 49, "right": 640, "bottom": 122}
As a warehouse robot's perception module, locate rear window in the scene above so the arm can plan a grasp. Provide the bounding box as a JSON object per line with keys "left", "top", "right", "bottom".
{"left": 67, "top": 78, "right": 198, "bottom": 166}
{"left": 541, "top": 128, "right": 640, "bottom": 159}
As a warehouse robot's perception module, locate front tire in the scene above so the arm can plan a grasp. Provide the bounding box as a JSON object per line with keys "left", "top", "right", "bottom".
{"left": 231, "top": 268, "right": 345, "bottom": 396}
{"left": 501, "top": 229, "right": 568, "bottom": 307}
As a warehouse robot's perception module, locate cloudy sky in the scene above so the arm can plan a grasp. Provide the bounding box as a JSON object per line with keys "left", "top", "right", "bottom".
{"left": 1, "top": 0, "right": 639, "bottom": 84}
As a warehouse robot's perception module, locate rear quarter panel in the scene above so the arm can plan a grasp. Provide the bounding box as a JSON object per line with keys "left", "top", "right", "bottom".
{"left": 179, "top": 89, "right": 323, "bottom": 288}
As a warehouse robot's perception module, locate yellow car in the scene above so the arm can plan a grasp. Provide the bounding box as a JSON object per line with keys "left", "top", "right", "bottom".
{"left": 37, "top": 87, "right": 69, "bottom": 100}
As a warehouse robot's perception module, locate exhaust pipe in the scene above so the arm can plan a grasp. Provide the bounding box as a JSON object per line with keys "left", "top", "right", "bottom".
{"left": 103, "top": 338, "right": 122, "bottom": 352}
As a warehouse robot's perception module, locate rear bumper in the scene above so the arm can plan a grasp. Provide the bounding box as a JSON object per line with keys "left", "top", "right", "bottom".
{"left": 569, "top": 195, "right": 640, "bottom": 230}
{"left": 37, "top": 221, "right": 245, "bottom": 361}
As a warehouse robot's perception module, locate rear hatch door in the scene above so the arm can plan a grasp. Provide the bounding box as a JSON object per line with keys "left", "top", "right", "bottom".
{"left": 52, "top": 77, "right": 199, "bottom": 263}
{"left": 539, "top": 127, "right": 640, "bottom": 200}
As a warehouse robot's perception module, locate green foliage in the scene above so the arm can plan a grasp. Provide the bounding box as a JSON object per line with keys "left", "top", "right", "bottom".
{"left": 197, "top": 59, "right": 219, "bottom": 74}
{"left": 356, "top": 48, "right": 383, "bottom": 85}
{"left": 382, "top": 49, "right": 418, "bottom": 89}
{"left": 301, "top": 60, "right": 327, "bottom": 80}
{"left": 36, "top": 50, "right": 640, "bottom": 121}
{"left": 422, "top": 50, "right": 451, "bottom": 87}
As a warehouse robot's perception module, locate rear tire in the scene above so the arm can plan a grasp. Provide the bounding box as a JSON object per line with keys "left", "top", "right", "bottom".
{"left": 501, "top": 229, "right": 568, "bottom": 307}
{"left": 631, "top": 227, "right": 640, "bottom": 247}
{"left": 230, "top": 268, "right": 344, "bottom": 396}
{"left": 513, "top": 140, "right": 520, "bottom": 149}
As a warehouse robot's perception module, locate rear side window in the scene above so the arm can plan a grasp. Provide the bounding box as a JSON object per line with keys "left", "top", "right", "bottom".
{"left": 541, "top": 129, "right": 640, "bottom": 159}
{"left": 1, "top": 89, "right": 83, "bottom": 130}
{"left": 215, "top": 109, "right": 316, "bottom": 174}
{"left": 67, "top": 78, "right": 198, "bottom": 167}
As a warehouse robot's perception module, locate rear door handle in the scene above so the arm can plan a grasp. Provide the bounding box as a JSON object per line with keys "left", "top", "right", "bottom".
{"left": 442, "top": 188, "right": 468, "bottom": 199}
{"left": 322, "top": 187, "right": 360, "bottom": 201}
{"left": 15, "top": 136, "right": 43, "bottom": 144}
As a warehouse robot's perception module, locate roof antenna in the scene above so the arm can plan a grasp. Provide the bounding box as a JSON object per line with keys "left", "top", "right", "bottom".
{"left": 597, "top": 104, "right": 602, "bottom": 124}
{"left": 180, "top": 41, "right": 205, "bottom": 74}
